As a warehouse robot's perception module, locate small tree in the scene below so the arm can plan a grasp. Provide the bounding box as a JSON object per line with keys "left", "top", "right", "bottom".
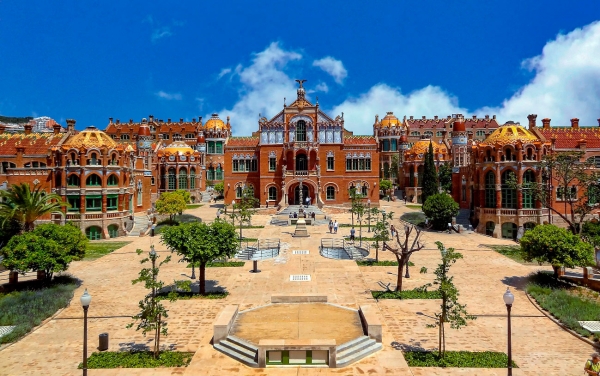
{"left": 173, "top": 190, "right": 191, "bottom": 204}
{"left": 438, "top": 162, "right": 453, "bottom": 193}
{"left": 349, "top": 187, "right": 364, "bottom": 227}
{"left": 422, "top": 193, "right": 459, "bottom": 230}
{"left": 430, "top": 241, "right": 475, "bottom": 358}
{"left": 127, "top": 246, "right": 171, "bottom": 359}
{"left": 155, "top": 192, "right": 187, "bottom": 222}
{"left": 421, "top": 142, "right": 439, "bottom": 204}
{"left": 383, "top": 225, "right": 425, "bottom": 291}
{"left": 379, "top": 179, "right": 393, "bottom": 200}
{"left": 371, "top": 209, "right": 393, "bottom": 262}
{"left": 0, "top": 223, "right": 87, "bottom": 282}
{"left": 390, "top": 154, "right": 400, "bottom": 184}
{"left": 213, "top": 182, "right": 225, "bottom": 197}
{"left": 161, "top": 220, "right": 238, "bottom": 294}
{"left": 520, "top": 224, "right": 594, "bottom": 278}
{"left": 229, "top": 186, "right": 259, "bottom": 240}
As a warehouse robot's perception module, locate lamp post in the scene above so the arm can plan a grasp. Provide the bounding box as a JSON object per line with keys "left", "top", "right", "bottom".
{"left": 367, "top": 199, "right": 371, "bottom": 232}
{"left": 80, "top": 289, "right": 92, "bottom": 376}
{"left": 503, "top": 287, "right": 514, "bottom": 376}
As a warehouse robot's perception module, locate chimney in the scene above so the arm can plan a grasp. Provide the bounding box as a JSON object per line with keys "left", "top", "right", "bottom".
{"left": 571, "top": 118, "right": 579, "bottom": 129}
{"left": 472, "top": 115, "right": 477, "bottom": 119}
{"left": 66, "top": 119, "right": 76, "bottom": 132}
{"left": 24, "top": 123, "right": 32, "bottom": 135}
{"left": 434, "top": 115, "right": 438, "bottom": 120}
{"left": 485, "top": 115, "right": 489, "bottom": 120}
{"left": 493, "top": 115, "right": 496, "bottom": 120}
{"left": 598, "top": 118, "right": 600, "bottom": 127}
{"left": 527, "top": 114, "right": 537, "bottom": 130}
{"left": 409, "top": 116, "right": 414, "bottom": 120}
{"left": 579, "top": 139, "right": 587, "bottom": 153}
{"left": 167, "top": 118, "right": 171, "bottom": 123}
{"left": 542, "top": 118, "right": 551, "bottom": 129}
{"left": 192, "top": 118, "right": 196, "bottom": 123}
{"left": 180, "top": 118, "right": 183, "bottom": 123}
{"left": 109, "top": 117, "right": 113, "bottom": 124}
{"left": 149, "top": 115, "right": 154, "bottom": 123}
{"left": 0, "top": 124, "right": 5, "bottom": 134}
{"left": 53, "top": 124, "right": 61, "bottom": 135}
{"left": 421, "top": 116, "right": 426, "bottom": 120}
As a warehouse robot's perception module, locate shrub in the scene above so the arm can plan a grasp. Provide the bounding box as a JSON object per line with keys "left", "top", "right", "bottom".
{"left": 422, "top": 193, "right": 459, "bottom": 230}
{"left": 81, "top": 351, "right": 193, "bottom": 369}
{"left": 404, "top": 351, "right": 517, "bottom": 368}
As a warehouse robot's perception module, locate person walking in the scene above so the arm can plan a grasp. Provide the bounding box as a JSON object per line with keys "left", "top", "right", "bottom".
{"left": 216, "top": 209, "right": 221, "bottom": 219}
{"left": 333, "top": 220, "right": 338, "bottom": 234}
{"left": 329, "top": 220, "right": 333, "bottom": 234}
{"left": 350, "top": 227, "right": 356, "bottom": 243}
{"left": 390, "top": 224, "right": 396, "bottom": 239}
{"left": 585, "top": 352, "right": 600, "bottom": 375}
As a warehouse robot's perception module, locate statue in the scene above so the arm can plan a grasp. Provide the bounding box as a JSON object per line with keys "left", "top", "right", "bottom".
{"left": 316, "top": 164, "right": 321, "bottom": 175}
{"left": 282, "top": 165, "right": 287, "bottom": 175}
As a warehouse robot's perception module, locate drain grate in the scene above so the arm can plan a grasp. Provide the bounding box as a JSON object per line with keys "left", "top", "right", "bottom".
{"left": 292, "top": 250, "right": 309, "bottom": 255}
{"left": 290, "top": 274, "right": 311, "bottom": 281}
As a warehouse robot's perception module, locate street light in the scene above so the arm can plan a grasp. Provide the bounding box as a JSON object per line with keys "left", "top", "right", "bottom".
{"left": 367, "top": 199, "right": 371, "bottom": 232}
{"left": 80, "top": 289, "right": 92, "bottom": 376}
{"left": 503, "top": 287, "right": 515, "bottom": 376}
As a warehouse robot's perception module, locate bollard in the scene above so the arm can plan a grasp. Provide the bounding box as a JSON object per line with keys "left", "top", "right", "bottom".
{"left": 250, "top": 259, "right": 261, "bottom": 273}
{"left": 99, "top": 333, "right": 109, "bottom": 351}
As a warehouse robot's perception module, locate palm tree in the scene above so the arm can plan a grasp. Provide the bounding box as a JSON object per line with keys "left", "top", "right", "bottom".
{"left": 0, "top": 183, "right": 68, "bottom": 232}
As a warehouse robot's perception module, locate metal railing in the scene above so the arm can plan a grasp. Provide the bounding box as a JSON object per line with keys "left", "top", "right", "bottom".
{"left": 320, "top": 238, "right": 369, "bottom": 260}
{"left": 235, "top": 238, "right": 281, "bottom": 260}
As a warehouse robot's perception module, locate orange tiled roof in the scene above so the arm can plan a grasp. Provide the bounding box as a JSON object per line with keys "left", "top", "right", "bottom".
{"left": 344, "top": 135, "right": 377, "bottom": 145}
{"left": 0, "top": 133, "right": 63, "bottom": 155}
{"left": 537, "top": 127, "right": 600, "bottom": 149}
{"left": 227, "top": 137, "right": 259, "bottom": 147}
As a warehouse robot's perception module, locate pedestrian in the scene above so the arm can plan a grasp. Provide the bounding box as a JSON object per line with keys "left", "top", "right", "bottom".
{"left": 350, "top": 227, "right": 356, "bottom": 243}
{"left": 334, "top": 220, "right": 338, "bottom": 234}
{"left": 585, "top": 352, "right": 600, "bottom": 375}
{"left": 306, "top": 196, "right": 311, "bottom": 208}
{"left": 329, "top": 220, "right": 333, "bottom": 233}
{"left": 390, "top": 224, "right": 396, "bottom": 238}
{"left": 216, "top": 209, "right": 221, "bottom": 219}
{"left": 403, "top": 195, "right": 407, "bottom": 204}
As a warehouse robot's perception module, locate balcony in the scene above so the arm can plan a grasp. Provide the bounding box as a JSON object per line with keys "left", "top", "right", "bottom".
{"left": 284, "top": 170, "right": 318, "bottom": 177}
{"left": 53, "top": 210, "right": 130, "bottom": 222}
{"left": 479, "top": 208, "right": 549, "bottom": 217}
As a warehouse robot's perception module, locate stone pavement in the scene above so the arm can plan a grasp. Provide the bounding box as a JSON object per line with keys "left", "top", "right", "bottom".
{"left": 0, "top": 200, "right": 594, "bottom": 375}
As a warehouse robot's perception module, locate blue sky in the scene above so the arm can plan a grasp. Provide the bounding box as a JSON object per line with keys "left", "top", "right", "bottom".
{"left": 0, "top": 1, "right": 599, "bottom": 135}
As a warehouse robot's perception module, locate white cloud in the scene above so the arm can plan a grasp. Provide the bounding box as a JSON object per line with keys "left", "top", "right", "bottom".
{"left": 475, "top": 21, "right": 600, "bottom": 126}
{"left": 151, "top": 27, "right": 172, "bottom": 43}
{"left": 214, "top": 42, "right": 302, "bottom": 135}
{"left": 314, "top": 82, "right": 329, "bottom": 93}
{"left": 195, "top": 97, "right": 205, "bottom": 111}
{"left": 313, "top": 57, "right": 348, "bottom": 84}
{"left": 217, "top": 68, "right": 232, "bottom": 79}
{"left": 155, "top": 91, "right": 182, "bottom": 100}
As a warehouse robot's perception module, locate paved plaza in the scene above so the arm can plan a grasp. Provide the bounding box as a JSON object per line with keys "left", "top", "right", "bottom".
{"left": 0, "top": 200, "right": 594, "bottom": 375}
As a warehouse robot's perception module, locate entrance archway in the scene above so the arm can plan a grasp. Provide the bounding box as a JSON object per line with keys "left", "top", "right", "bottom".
{"left": 292, "top": 184, "right": 310, "bottom": 205}
{"left": 501, "top": 222, "right": 517, "bottom": 240}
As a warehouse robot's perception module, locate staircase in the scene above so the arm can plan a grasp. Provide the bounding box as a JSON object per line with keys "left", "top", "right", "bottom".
{"left": 455, "top": 209, "right": 471, "bottom": 230}
{"left": 344, "top": 246, "right": 368, "bottom": 260}
{"left": 214, "top": 335, "right": 258, "bottom": 367}
{"left": 128, "top": 215, "right": 149, "bottom": 237}
{"left": 201, "top": 191, "right": 212, "bottom": 202}
{"left": 234, "top": 245, "right": 258, "bottom": 260}
{"left": 270, "top": 217, "right": 289, "bottom": 226}
{"left": 336, "top": 336, "right": 382, "bottom": 368}
{"left": 279, "top": 205, "right": 323, "bottom": 216}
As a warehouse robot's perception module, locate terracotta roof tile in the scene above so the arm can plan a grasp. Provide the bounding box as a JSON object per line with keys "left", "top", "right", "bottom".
{"left": 0, "top": 133, "right": 63, "bottom": 155}
{"left": 537, "top": 127, "right": 600, "bottom": 149}
{"left": 226, "top": 137, "right": 259, "bottom": 147}
{"left": 344, "top": 135, "right": 377, "bottom": 145}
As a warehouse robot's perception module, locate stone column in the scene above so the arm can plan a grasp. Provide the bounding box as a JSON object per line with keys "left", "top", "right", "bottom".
{"left": 517, "top": 170, "right": 523, "bottom": 210}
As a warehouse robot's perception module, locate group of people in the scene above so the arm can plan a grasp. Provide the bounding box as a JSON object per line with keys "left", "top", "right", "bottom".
{"left": 328, "top": 220, "right": 338, "bottom": 234}
{"left": 288, "top": 211, "right": 316, "bottom": 219}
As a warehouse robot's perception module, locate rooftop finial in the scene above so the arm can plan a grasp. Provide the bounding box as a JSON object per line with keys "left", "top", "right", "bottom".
{"left": 295, "top": 79, "right": 307, "bottom": 88}
{"left": 295, "top": 79, "right": 307, "bottom": 101}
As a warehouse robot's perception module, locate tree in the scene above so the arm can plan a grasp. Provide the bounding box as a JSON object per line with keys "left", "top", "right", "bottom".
{"left": 213, "top": 182, "right": 225, "bottom": 197}
{"left": 430, "top": 241, "right": 475, "bottom": 358}
{"left": 438, "top": 162, "right": 453, "bottom": 193}
{"left": 383, "top": 225, "right": 425, "bottom": 291}
{"left": 522, "top": 151, "right": 600, "bottom": 234}
{"left": 422, "top": 193, "right": 459, "bottom": 230}
{"left": 173, "top": 190, "right": 191, "bottom": 204}
{"left": 0, "top": 223, "right": 86, "bottom": 281}
{"left": 0, "top": 183, "right": 68, "bottom": 232}
{"left": 229, "top": 186, "right": 259, "bottom": 240}
{"left": 371, "top": 209, "right": 393, "bottom": 262}
{"left": 161, "top": 220, "right": 238, "bottom": 294}
{"left": 379, "top": 179, "right": 393, "bottom": 200}
{"left": 127, "top": 246, "right": 171, "bottom": 359}
{"left": 582, "top": 220, "right": 600, "bottom": 249}
{"left": 349, "top": 187, "right": 364, "bottom": 227}
{"left": 155, "top": 192, "right": 187, "bottom": 222}
{"left": 421, "top": 142, "right": 439, "bottom": 204}
{"left": 520, "top": 224, "right": 594, "bottom": 278}
{"left": 390, "top": 154, "right": 400, "bottom": 184}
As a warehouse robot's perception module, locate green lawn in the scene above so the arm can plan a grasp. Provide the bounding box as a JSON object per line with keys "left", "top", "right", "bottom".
{"left": 372, "top": 287, "right": 440, "bottom": 300}
{"left": 85, "top": 241, "right": 132, "bottom": 260}
{"left": 186, "top": 204, "right": 203, "bottom": 209}
{"left": 187, "top": 261, "right": 245, "bottom": 268}
{"left": 483, "top": 244, "right": 547, "bottom": 265}
{"left": 155, "top": 214, "right": 202, "bottom": 234}
{"left": 406, "top": 204, "right": 422, "bottom": 210}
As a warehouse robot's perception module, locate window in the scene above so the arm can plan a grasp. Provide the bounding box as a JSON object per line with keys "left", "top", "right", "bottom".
{"left": 67, "top": 196, "right": 80, "bottom": 212}
{"left": 215, "top": 141, "right": 223, "bottom": 154}
{"left": 345, "top": 156, "right": 372, "bottom": 171}
{"left": 522, "top": 170, "right": 535, "bottom": 209}
{"left": 162, "top": 134, "right": 170, "bottom": 140}
{"left": 327, "top": 156, "right": 334, "bottom": 170}
{"left": 296, "top": 155, "right": 308, "bottom": 170}
{"left": 67, "top": 175, "right": 80, "bottom": 187}
{"left": 137, "top": 181, "right": 142, "bottom": 206}
{"left": 268, "top": 186, "right": 277, "bottom": 201}
{"left": 0, "top": 161, "right": 16, "bottom": 173}
{"left": 485, "top": 171, "right": 496, "bottom": 208}
{"left": 86, "top": 174, "right": 102, "bottom": 186}
{"left": 85, "top": 196, "right": 102, "bottom": 211}
{"left": 236, "top": 186, "right": 243, "bottom": 198}
{"left": 476, "top": 130, "right": 486, "bottom": 137}
{"left": 207, "top": 141, "right": 215, "bottom": 154}
{"left": 382, "top": 140, "right": 390, "bottom": 152}
{"left": 296, "top": 120, "right": 307, "bottom": 142}
{"left": 24, "top": 161, "right": 46, "bottom": 168}
{"left": 206, "top": 168, "right": 215, "bottom": 181}
{"left": 424, "top": 131, "right": 433, "bottom": 138}
{"left": 503, "top": 148, "right": 515, "bottom": 161}
{"left": 179, "top": 168, "right": 188, "bottom": 189}
{"left": 88, "top": 153, "right": 99, "bottom": 166}
{"left": 361, "top": 185, "right": 368, "bottom": 196}
{"left": 391, "top": 139, "right": 397, "bottom": 151}
{"left": 85, "top": 226, "right": 102, "bottom": 240}
{"left": 151, "top": 176, "right": 155, "bottom": 185}
{"left": 107, "top": 195, "right": 118, "bottom": 211}
{"left": 269, "top": 157, "right": 276, "bottom": 171}
{"left": 168, "top": 169, "right": 176, "bottom": 189}
{"left": 215, "top": 166, "right": 223, "bottom": 180}
{"left": 233, "top": 160, "right": 239, "bottom": 172}
{"left": 107, "top": 174, "right": 118, "bottom": 186}
{"left": 185, "top": 133, "right": 195, "bottom": 139}
{"left": 588, "top": 156, "right": 600, "bottom": 169}
{"left": 190, "top": 169, "right": 196, "bottom": 190}
{"left": 173, "top": 134, "right": 182, "bottom": 141}
{"left": 501, "top": 171, "right": 516, "bottom": 208}
{"left": 557, "top": 186, "right": 577, "bottom": 201}
{"left": 436, "top": 131, "right": 443, "bottom": 137}
{"left": 120, "top": 134, "right": 130, "bottom": 140}
{"left": 410, "top": 131, "right": 420, "bottom": 137}
{"left": 326, "top": 186, "right": 335, "bottom": 200}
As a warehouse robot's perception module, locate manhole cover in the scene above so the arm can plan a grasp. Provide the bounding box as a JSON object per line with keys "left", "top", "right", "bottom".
{"left": 293, "top": 250, "right": 309, "bottom": 255}
{"left": 290, "top": 274, "right": 311, "bottom": 281}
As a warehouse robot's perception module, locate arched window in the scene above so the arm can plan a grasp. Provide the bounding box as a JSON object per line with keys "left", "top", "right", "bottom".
{"left": 485, "top": 221, "right": 495, "bottom": 236}
{"left": 486, "top": 149, "right": 492, "bottom": 162}
{"left": 296, "top": 154, "right": 308, "bottom": 170}
{"left": 88, "top": 153, "right": 99, "bottom": 166}
{"left": 526, "top": 148, "right": 534, "bottom": 161}
{"left": 178, "top": 168, "right": 188, "bottom": 190}
{"left": 86, "top": 174, "right": 102, "bottom": 186}
{"left": 522, "top": 170, "right": 535, "bottom": 209}
{"left": 215, "top": 165, "right": 223, "bottom": 180}
{"left": 246, "top": 185, "right": 254, "bottom": 198}
{"left": 190, "top": 168, "right": 196, "bottom": 190}
{"left": 382, "top": 140, "right": 390, "bottom": 152}
{"left": 120, "top": 134, "right": 130, "bottom": 140}
{"left": 326, "top": 186, "right": 335, "bottom": 200}
{"left": 485, "top": 171, "right": 496, "bottom": 208}
{"left": 268, "top": 186, "right": 277, "bottom": 201}
{"left": 107, "top": 174, "right": 118, "bottom": 186}
{"left": 361, "top": 184, "right": 368, "bottom": 196}
{"left": 168, "top": 168, "right": 176, "bottom": 190}
{"left": 236, "top": 186, "right": 243, "bottom": 198}
{"left": 296, "top": 120, "right": 306, "bottom": 142}
{"left": 110, "top": 154, "right": 118, "bottom": 166}
{"left": 384, "top": 162, "right": 390, "bottom": 180}
{"left": 69, "top": 153, "right": 78, "bottom": 165}
{"left": 67, "top": 174, "right": 80, "bottom": 187}
{"left": 24, "top": 161, "right": 46, "bottom": 168}
{"left": 107, "top": 224, "right": 119, "bottom": 238}
{"left": 501, "top": 171, "right": 516, "bottom": 208}
{"left": 424, "top": 131, "right": 433, "bottom": 138}
{"left": 85, "top": 226, "right": 102, "bottom": 240}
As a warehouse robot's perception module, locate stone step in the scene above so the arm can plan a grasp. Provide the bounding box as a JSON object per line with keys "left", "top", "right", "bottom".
{"left": 214, "top": 342, "right": 258, "bottom": 367}
{"left": 227, "top": 335, "right": 258, "bottom": 353}
{"left": 337, "top": 340, "right": 382, "bottom": 367}
{"left": 337, "top": 335, "right": 370, "bottom": 355}
{"left": 219, "top": 338, "right": 257, "bottom": 359}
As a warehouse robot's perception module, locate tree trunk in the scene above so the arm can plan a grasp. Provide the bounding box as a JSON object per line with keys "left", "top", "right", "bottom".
{"left": 552, "top": 265, "right": 561, "bottom": 279}
{"left": 376, "top": 246, "right": 379, "bottom": 263}
{"left": 395, "top": 261, "right": 404, "bottom": 292}
{"left": 199, "top": 262, "right": 206, "bottom": 295}
{"left": 438, "top": 317, "right": 443, "bottom": 358}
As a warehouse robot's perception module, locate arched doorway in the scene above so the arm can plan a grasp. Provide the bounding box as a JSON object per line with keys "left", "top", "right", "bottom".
{"left": 502, "top": 222, "right": 517, "bottom": 240}
{"left": 485, "top": 221, "right": 495, "bottom": 236}
{"left": 292, "top": 184, "right": 310, "bottom": 205}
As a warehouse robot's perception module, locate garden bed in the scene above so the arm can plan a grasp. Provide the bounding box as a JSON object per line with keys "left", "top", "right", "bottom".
{"left": 404, "top": 351, "right": 517, "bottom": 368}
{"left": 156, "top": 291, "right": 229, "bottom": 301}
{"left": 372, "top": 288, "right": 440, "bottom": 300}
{"left": 400, "top": 212, "right": 426, "bottom": 226}
{"left": 80, "top": 351, "right": 193, "bottom": 368}
{"left": 187, "top": 261, "right": 245, "bottom": 268}
{"left": 357, "top": 260, "right": 415, "bottom": 267}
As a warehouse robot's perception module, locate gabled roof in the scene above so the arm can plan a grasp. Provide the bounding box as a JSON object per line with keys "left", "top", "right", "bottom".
{"left": 535, "top": 127, "right": 600, "bottom": 149}
{"left": 0, "top": 132, "right": 65, "bottom": 155}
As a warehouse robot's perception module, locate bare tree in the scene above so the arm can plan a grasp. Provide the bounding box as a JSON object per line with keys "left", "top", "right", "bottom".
{"left": 383, "top": 224, "right": 425, "bottom": 291}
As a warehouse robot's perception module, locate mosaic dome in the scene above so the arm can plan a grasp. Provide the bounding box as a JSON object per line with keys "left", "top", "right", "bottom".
{"left": 481, "top": 123, "right": 539, "bottom": 146}
{"left": 62, "top": 126, "right": 116, "bottom": 149}
{"left": 405, "top": 138, "right": 448, "bottom": 160}
{"left": 380, "top": 112, "right": 401, "bottom": 127}
{"left": 204, "top": 113, "right": 226, "bottom": 130}
{"left": 161, "top": 141, "right": 195, "bottom": 155}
